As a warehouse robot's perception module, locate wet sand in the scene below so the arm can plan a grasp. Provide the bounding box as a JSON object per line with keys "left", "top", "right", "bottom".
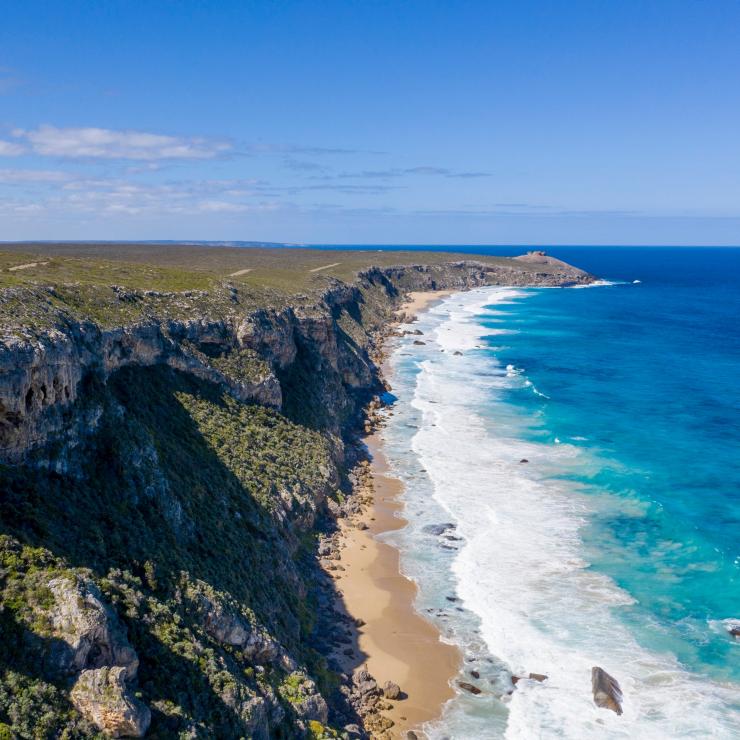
{"left": 328, "top": 289, "right": 461, "bottom": 737}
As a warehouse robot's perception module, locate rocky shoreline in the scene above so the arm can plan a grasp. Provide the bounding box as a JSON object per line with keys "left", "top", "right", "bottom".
{"left": 0, "top": 251, "right": 594, "bottom": 738}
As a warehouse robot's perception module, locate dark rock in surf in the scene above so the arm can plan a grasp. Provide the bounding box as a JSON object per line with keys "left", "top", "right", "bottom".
{"left": 591, "top": 666, "right": 623, "bottom": 715}
{"left": 422, "top": 523, "right": 455, "bottom": 536}
{"left": 458, "top": 681, "right": 482, "bottom": 695}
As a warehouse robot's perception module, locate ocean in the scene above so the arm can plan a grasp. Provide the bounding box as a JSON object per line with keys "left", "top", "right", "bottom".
{"left": 376, "top": 247, "right": 740, "bottom": 738}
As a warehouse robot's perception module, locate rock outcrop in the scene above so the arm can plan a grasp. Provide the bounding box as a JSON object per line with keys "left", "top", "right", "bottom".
{"left": 43, "top": 576, "right": 150, "bottom": 735}
{"left": 591, "top": 666, "right": 623, "bottom": 715}
{"left": 46, "top": 576, "right": 139, "bottom": 678}
{"left": 70, "top": 667, "right": 151, "bottom": 738}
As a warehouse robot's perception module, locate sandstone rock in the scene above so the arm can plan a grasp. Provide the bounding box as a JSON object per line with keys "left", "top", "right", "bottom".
{"left": 293, "top": 691, "right": 329, "bottom": 724}
{"left": 382, "top": 680, "right": 401, "bottom": 700}
{"left": 71, "top": 666, "right": 151, "bottom": 738}
{"left": 198, "top": 592, "right": 279, "bottom": 663}
{"left": 458, "top": 681, "right": 482, "bottom": 695}
{"left": 592, "top": 666, "right": 623, "bottom": 715}
{"left": 46, "top": 576, "right": 138, "bottom": 679}
{"left": 529, "top": 673, "right": 548, "bottom": 682}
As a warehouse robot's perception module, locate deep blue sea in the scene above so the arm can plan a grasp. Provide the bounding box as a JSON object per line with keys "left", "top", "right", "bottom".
{"left": 369, "top": 247, "right": 740, "bottom": 738}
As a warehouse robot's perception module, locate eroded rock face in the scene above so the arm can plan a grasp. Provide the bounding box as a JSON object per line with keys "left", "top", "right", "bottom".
{"left": 44, "top": 577, "right": 150, "bottom": 736}
{"left": 46, "top": 576, "right": 138, "bottom": 679}
{"left": 0, "top": 258, "right": 594, "bottom": 465}
{"left": 70, "top": 666, "right": 151, "bottom": 738}
{"left": 592, "top": 666, "right": 623, "bottom": 715}
{"left": 0, "top": 318, "right": 280, "bottom": 462}
{"left": 237, "top": 309, "right": 297, "bottom": 369}
{"left": 282, "top": 672, "right": 329, "bottom": 724}
{"left": 198, "top": 591, "right": 280, "bottom": 663}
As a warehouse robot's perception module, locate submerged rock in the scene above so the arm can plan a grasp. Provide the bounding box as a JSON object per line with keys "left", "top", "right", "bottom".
{"left": 422, "top": 522, "right": 456, "bottom": 536}
{"left": 458, "top": 681, "right": 482, "bottom": 695}
{"left": 591, "top": 666, "right": 623, "bottom": 715}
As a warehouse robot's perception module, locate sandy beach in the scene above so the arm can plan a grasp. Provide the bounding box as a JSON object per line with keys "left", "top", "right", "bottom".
{"left": 327, "top": 289, "right": 461, "bottom": 738}
{"left": 397, "top": 289, "right": 456, "bottom": 317}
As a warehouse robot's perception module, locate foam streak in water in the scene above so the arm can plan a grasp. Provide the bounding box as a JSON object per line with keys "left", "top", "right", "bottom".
{"left": 390, "top": 287, "right": 740, "bottom": 739}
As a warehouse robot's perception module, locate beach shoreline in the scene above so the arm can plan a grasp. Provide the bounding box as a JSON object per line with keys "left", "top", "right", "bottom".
{"left": 324, "top": 290, "right": 461, "bottom": 738}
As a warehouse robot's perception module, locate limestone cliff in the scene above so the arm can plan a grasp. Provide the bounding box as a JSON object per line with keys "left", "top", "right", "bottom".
{"left": 0, "top": 254, "right": 593, "bottom": 738}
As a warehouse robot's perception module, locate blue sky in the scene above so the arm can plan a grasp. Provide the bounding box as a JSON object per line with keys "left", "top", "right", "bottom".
{"left": 1, "top": 0, "right": 740, "bottom": 245}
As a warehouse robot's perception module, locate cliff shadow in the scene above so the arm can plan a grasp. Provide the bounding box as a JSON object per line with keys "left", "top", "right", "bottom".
{"left": 0, "top": 365, "right": 367, "bottom": 733}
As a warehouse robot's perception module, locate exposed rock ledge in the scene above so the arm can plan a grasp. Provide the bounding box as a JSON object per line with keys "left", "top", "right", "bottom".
{"left": 0, "top": 257, "right": 592, "bottom": 464}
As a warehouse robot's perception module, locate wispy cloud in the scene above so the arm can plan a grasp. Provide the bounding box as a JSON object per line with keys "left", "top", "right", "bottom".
{"left": 333, "top": 166, "right": 491, "bottom": 179}
{"left": 282, "top": 158, "right": 329, "bottom": 172}
{"left": 0, "top": 140, "right": 25, "bottom": 156}
{"left": 11, "top": 125, "right": 233, "bottom": 160}
{"left": 0, "top": 173, "right": 279, "bottom": 218}
{"left": 250, "top": 143, "right": 383, "bottom": 155}
{"left": 0, "top": 168, "right": 72, "bottom": 183}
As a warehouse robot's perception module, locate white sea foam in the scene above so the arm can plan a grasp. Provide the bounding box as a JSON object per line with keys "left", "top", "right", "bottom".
{"left": 392, "top": 287, "right": 740, "bottom": 739}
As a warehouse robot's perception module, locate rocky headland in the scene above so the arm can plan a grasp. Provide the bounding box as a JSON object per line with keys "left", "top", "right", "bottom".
{"left": 0, "top": 247, "right": 593, "bottom": 738}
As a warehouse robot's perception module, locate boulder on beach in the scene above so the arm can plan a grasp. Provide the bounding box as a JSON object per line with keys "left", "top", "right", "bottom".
{"left": 382, "top": 680, "right": 402, "bottom": 700}
{"left": 591, "top": 666, "right": 623, "bottom": 715}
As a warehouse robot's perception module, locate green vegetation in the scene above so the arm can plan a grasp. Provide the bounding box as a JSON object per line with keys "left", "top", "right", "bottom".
{"left": 0, "top": 242, "right": 582, "bottom": 736}
{"left": 0, "top": 367, "right": 341, "bottom": 737}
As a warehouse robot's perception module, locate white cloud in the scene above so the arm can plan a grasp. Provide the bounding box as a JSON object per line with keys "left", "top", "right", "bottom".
{"left": 0, "top": 168, "right": 71, "bottom": 183}
{"left": 0, "top": 140, "right": 25, "bottom": 156}
{"left": 12, "top": 125, "right": 232, "bottom": 160}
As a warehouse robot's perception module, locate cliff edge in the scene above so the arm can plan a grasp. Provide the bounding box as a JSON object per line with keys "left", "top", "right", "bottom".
{"left": 0, "top": 246, "right": 593, "bottom": 738}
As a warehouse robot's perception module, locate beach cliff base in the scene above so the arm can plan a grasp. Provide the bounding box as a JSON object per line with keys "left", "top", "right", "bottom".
{"left": 327, "top": 436, "right": 460, "bottom": 738}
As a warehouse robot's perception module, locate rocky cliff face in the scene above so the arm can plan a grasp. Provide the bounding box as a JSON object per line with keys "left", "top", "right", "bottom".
{"left": 0, "top": 258, "right": 592, "bottom": 465}
{"left": 0, "top": 255, "right": 593, "bottom": 738}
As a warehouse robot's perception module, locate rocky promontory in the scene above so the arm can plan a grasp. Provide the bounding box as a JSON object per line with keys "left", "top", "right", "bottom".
{"left": 0, "top": 245, "right": 593, "bottom": 738}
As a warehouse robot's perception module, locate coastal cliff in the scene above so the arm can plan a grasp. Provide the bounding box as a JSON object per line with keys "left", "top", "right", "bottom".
{"left": 0, "top": 249, "right": 592, "bottom": 738}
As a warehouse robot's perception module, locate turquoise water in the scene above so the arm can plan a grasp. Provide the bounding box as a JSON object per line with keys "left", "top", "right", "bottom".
{"left": 377, "top": 248, "right": 740, "bottom": 738}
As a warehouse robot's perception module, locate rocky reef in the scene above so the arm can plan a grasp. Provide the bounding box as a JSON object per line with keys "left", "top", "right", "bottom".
{"left": 0, "top": 252, "right": 593, "bottom": 738}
